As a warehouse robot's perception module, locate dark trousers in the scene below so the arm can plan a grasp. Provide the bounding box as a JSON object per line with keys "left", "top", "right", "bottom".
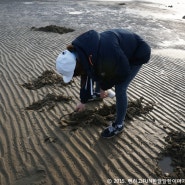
{"left": 115, "top": 65, "right": 142, "bottom": 126}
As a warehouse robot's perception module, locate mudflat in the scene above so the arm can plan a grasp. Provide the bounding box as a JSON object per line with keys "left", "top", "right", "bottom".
{"left": 0, "top": 0, "right": 185, "bottom": 185}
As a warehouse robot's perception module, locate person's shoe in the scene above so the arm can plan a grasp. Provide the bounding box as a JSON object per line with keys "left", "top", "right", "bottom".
{"left": 107, "top": 89, "right": 115, "bottom": 98}
{"left": 101, "top": 124, "right": 124, "bottom": 138}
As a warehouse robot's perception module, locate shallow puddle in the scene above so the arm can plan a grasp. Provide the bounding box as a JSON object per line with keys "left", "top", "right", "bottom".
{"left": 158, "top": 156, "right": 173, "bottom": 174}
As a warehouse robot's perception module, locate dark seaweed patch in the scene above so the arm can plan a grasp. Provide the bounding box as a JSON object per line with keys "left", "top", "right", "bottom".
{"left": 25, "top": 93, "right": 72, "bottom": 111}
{"left": 22, "top": 70, "right": 65, "bottom": 90}
{"left": 59, "top": 97, "right": 154, "bottom": 129}
{"left": 31, "top": 25, "right": 74, "bottom": 34}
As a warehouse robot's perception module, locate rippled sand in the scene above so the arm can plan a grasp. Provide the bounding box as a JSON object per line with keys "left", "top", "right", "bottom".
{"left": 0, "top": 0, "right": 185, "bottom": 184}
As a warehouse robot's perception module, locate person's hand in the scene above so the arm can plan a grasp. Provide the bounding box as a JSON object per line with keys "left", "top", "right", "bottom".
{"left": 75, "top": 102, "right": 86, "bottom": 112}
{"left": 100, "top": 89, "right": 108, "bottom": 99}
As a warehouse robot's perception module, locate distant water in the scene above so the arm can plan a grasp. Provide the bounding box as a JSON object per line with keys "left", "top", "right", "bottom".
{"left": 93, "top": 0, "right": 185, "bottom": 19}
{"left": 94, "top": 0, "right": 184, "bottom": 12}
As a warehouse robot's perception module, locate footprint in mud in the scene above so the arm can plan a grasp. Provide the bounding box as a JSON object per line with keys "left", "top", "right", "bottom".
{"left": 25, "top": 93, "right": 72, "bottom": 111}
{"left": 14, "top": 167, "right": 47, "bottom": 185}
{"left": 22, "top": 70, "right": 70, "bottom": 90}
{"left": 31, "top": 25, "right": 74, "bottom": 34}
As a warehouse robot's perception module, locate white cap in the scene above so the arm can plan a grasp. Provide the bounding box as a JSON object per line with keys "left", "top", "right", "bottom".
{"left": 56, "top": 50, "right": 76, "bottom": 83}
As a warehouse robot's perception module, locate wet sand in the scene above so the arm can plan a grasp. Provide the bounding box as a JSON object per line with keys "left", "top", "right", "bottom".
{"left": 0, "top": 0, "right": 185, "bottom": 185}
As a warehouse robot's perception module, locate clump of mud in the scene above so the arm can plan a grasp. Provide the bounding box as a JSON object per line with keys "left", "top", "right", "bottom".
{"left": 156, "top": 131, "right": 185, "bottom": 184}
{"left": 126, "top": 97, "right": 154, "bottom": 120}
{"left": 22, "top": 70, "right": 65, "bottom": 90}
{"left": 31, "top": 25, "right": 74, "bottom": 34}
{"left": 118, "top": 3, "right": 126, "bottom": 5}
{"left": 44, "top": 136, "right": 57, "bottom": 144}
{"left": 26, "top": 93, "right": 72, "bottom": 111}
{"left": 59, "top": 97, "right": 154, "bottom": 129}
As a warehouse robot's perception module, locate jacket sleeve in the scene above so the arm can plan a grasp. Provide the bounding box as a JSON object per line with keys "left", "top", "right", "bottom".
{"left": 80, "top": 75, "right": 94, "bottom": 103}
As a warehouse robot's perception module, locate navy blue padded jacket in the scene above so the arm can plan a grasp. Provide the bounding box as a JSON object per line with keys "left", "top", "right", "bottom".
{"left": 72, "top": 29, "right": 151, "bottom": 103}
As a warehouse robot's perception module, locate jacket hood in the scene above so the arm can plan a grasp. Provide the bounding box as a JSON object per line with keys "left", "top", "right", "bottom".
{"left": 72, "top": 30, "right": 100, "bottom": 63}
{"left": 72, "top": 30, "right": 100, "bottom": 77}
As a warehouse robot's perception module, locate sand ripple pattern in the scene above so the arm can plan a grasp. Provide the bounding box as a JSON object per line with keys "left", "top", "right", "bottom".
{"left": 0, "top": 2, "right": 185, "bottom": 185}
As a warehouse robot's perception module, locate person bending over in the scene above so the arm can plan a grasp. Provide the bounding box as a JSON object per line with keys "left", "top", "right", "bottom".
{"left": 56, "top": 29, "right": 151, "bottom": 138}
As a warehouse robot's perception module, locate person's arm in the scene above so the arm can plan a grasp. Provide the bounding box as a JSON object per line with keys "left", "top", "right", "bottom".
{"left": 100, "top": 89, "right": 108, "bottom": 98}
{"left": 75, "top": 75, "right": 94, "bottom": 112}
{"left": 80, "top": 75, "right": 93, "bottom": 103}
{"left": 75, "top": 102, "right": 86, "bottom": 112}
